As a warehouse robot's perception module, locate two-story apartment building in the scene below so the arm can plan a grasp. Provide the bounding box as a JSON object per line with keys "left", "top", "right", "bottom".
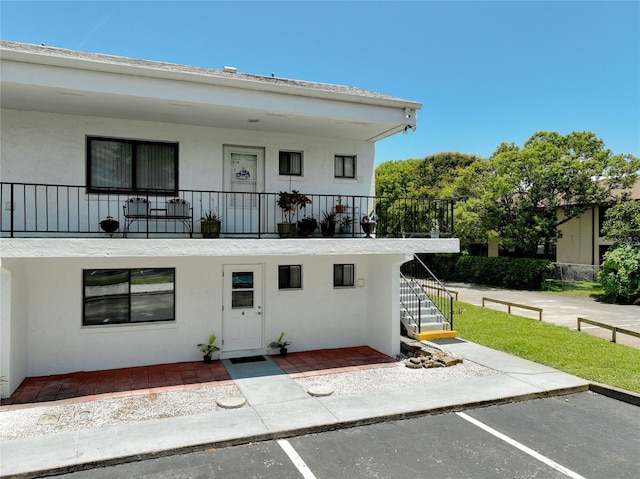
{"left": 0, "top": 41, "right": 459, "bottom": 398}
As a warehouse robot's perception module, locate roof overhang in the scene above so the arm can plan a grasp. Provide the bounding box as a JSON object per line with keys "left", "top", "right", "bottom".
{"left": 0, "top": 41, "right": 421, "bottom": 142}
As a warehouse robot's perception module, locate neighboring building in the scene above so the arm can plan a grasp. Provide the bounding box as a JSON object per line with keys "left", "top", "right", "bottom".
{"left": 0, "top": 41, "right": 459, "bottom": 398}
{"left": 555, "top": 180, "right": 640, "bottom": 267}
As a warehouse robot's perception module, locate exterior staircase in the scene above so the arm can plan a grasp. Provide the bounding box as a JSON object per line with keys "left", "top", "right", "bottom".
{"left": 400, "top": 256, "right": 457, "bottom": 341}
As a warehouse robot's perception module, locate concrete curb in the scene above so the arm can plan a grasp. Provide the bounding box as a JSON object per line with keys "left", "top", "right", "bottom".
{"left": 1, "top": 384, "right": 589, "bottom": 479}
{"left": 589, "top": 382, "right": 640, "bottom": 406}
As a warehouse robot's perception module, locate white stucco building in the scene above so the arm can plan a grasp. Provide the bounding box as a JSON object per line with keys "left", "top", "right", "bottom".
{"left": 0, "top": 41, "right": 459, "bottom": 398}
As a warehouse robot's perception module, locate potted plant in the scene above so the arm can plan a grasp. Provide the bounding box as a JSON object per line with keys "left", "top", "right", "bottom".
{"left": 197, "top": 333, "right": 220, "bottom": 363}
{"left": 335, "top": 195, "right": 346, "bottom": 213}
{"left": 201, "top": 211, "right": 222, "bottom": 238}
{"left": 127, "top": 197, "right": 148, "bottom": 217}
{"left": 268, "top": 331, "right": 292, "bottom": 356}
{"left": 166, "top": 198, "right": 189, "bottom": 217}
{"left": 339, "top": 215, "right": 354, "bottom": 234}
{"left": 277, "top": 190, "right": 311, "bottom": 238}
{"left": 430, "top": 219, "right": 440, "bottom": 239}
{"left": 99, "top": 215, "right": 119, "bottom": 234}
{"left": 361, "top": 211, "right": 376, "bottom": 238}
{"left": 320, "top": 211, "right": 337, "bottom": 237}
{"left": 297, "top": 215, "right": 318, "bottom": 236}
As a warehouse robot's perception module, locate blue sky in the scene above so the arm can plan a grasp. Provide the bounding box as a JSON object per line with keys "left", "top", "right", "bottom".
{"left": 2, "top": 1, "right": 638, "bottom": 165}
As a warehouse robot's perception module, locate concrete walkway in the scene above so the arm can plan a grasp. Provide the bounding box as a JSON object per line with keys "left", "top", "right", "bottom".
{"left": 0, "top": 343, "right": 592, "bottom": 478}
{"left": 445, "top": 282, "right": 640, "bottom": 349}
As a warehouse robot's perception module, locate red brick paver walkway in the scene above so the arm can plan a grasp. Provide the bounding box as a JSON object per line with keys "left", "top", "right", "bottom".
{"left": 2, "top": 347, "right": 396, "bottom": 406}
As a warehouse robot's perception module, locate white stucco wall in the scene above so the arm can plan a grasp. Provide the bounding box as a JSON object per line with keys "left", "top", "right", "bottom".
{"left": 1, "top": 250, "right": 409, "bottom": 382}
{"left": 1, "top": 261, "right": 28, "bottom": 397}
{"left": 1, "top": 108, "right": 375, "bottom": 196}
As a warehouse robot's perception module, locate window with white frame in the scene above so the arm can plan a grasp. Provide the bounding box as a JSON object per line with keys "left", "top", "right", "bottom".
{"left": 83, "top": 268, "right": 175, "bottom": 325}
{"left": 279, "top": 151, "right": 303, "bottom": 176}
{"left": 334, "top": 155, "right": 356, "bottom": 179}
{"left": 279, "top": 265, "right": 302, "bottom": 289}
{"left": 333, "top": 264, "right": 355, "bottom": 287}
{"left": 87, "top": 137, "right": 179, "bottom": 194}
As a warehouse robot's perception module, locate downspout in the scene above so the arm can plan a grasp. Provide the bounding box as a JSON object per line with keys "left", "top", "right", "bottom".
{"left": 591, "top": 206, "right": 595, "bottom": 266}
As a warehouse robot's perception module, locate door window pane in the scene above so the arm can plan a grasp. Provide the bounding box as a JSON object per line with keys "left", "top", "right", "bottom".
{"left": 232, "top": 272, "right": 254, "bottom": 289}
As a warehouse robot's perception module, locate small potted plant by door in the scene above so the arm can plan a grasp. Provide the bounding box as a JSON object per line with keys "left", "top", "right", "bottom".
{"left": 197, "top": 333, "right": 220, "bottom": 363}
{"left": 320, "top": 211, "right": 337, "bottom": 237}
{"left": 268, "top": 331, "right": 292, "bottom": 356}
{"left": 201, "top": 211, "right": 222, "bottom": 238}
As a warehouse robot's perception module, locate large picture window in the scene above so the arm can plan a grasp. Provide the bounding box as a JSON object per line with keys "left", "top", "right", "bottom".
{"left": 334, "top": 155, "right": 356, "bottom": 179}
{"left": 87, "top": 137, "right": 179, "bottom": 194}
{"left": 83, "top": 268, "right": 175, "bottom": 325}
{"left": 279, "top": 151, "right": 303, "bottom": 176}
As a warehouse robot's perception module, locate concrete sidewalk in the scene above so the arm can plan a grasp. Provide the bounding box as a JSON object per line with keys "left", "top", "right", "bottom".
{"left": 445, "top": 282, "right": 640, "bottom": 349}
{"left": 0, "top": 341, "right": 591, "bottom": 479}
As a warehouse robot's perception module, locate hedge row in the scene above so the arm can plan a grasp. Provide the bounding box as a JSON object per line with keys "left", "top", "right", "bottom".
{"left": 415, "top": 254, "right": 554, "bottom": 290}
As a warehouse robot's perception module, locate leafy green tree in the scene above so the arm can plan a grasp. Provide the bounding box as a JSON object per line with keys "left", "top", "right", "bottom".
{"left": 601, "top": 199, "right": 640, "bottom": 245}
{"left": 478, "top": 131, "right": 639, "bottom": 257}
{"left": 375, "top": 152, "right": 480, "bottom": 198}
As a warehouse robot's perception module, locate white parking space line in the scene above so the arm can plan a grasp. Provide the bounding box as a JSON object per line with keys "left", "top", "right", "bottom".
{"left": 277, "top": 439, "right": 317, "bottom": 479}
{"left": 456, "top": 412, "right": 586, "bottom": 479}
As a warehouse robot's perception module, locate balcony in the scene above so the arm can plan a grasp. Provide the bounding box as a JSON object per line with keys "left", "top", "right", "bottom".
{"left": 1, "top": 182, "right": 455, "bottom": 240}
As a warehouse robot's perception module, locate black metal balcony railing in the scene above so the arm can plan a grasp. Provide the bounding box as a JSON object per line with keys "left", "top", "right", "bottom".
{"left": 1, "top": 182, "right": 455, "bottom": 239}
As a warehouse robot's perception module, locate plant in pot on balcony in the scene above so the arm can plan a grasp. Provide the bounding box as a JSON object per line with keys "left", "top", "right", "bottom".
{"left": 339, "top": 215, "right": 354, "bottom": 234}
{"left": 277, "top": 190, "right": 311, "bottom": 238}
{"left": 297, "top": 215, "right": 318, "bottom": 236}
{"left": 201, "top": 211, "right": 222, "bottom": 238}
{"left": 268, "top": 331, "right": 292, "bottom": 356}
{"left": 320, "top": 211, "right": 337, "bottom": 237}
{"left": 197, "top": 333, "right": 220, "bottom": 363}
{"left": 361, "top": 211, "right": 376, "bottom": 238}
{"left": 127, "top": 197, "right": 148, "bottom": 217}
{"left": 166, "top": 198, "right": 189, "bottom": 217}
{"left": 335, "top": 195, "right": 346, "bottom": 213}
{"left": 430, "top": 219, "right": 440, "bottom": 239}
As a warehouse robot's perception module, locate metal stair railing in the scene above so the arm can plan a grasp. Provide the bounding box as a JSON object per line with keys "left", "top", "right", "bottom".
{"left": 401, "top": 254, "right": 454, "bottom": 330}
{"left": 399, "top": 273, "right": 424, "bottom": 334}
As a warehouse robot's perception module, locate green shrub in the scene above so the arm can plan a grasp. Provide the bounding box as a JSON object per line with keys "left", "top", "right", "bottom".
{"left": 417, "top": 254, "right": 553, "bottom": 290}
{"left": 599, "top": 244, "right": 640, "bottom": 305}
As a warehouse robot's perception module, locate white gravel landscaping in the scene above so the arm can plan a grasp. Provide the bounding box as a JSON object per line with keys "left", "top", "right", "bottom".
{"left": 294, "top": 360, "right": 496, "bottom": 395}
{"left": 1, "top": 360, "right": 496, "bottom": 441}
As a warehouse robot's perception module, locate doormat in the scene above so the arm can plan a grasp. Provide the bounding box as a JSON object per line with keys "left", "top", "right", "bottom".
{"left": 430, "top": 338, "right": 466, "bottom": 345}
{"left": 229, "top": 356, "right": 267, "bottom": 364}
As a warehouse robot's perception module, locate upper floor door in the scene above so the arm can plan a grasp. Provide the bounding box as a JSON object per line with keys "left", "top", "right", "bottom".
{"left": 223, "top": 145, "right": 265, "bottom": 235}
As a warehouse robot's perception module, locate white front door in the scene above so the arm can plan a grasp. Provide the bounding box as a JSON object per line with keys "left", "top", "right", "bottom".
{"left": 223, "top": 146, "right": 264, "bottom": 234}
{"left": 222, "top": 264, "right": 263, "bottom": 352}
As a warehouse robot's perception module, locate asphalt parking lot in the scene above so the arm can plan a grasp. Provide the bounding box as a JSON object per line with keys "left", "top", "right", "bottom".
{"left": 57, "top": 391, "right": 639, "bottom": 479}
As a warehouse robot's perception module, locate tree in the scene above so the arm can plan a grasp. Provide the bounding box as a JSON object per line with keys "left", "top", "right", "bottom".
{"left": 601, "top": 199, "right": 640, "bottom": 245}
{"left": 375, "top": 152, "right": 480, "bottom": 198}
{"left": 478, "top": 131, "right": 639, "bottom": 257}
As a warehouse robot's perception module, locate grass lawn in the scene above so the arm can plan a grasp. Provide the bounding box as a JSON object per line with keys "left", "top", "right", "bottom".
{"left": 453, "top": 301, "right": 640, "bottom": 394}
{"left": 538, "top": 280, "right": 604, "bottom": 299}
